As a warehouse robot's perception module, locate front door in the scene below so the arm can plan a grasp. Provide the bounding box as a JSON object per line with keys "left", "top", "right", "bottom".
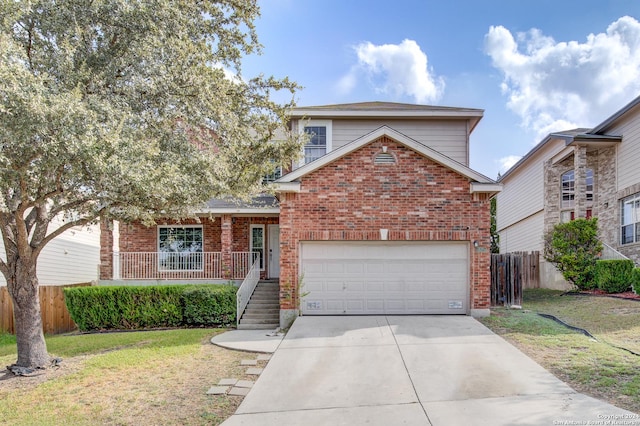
{"left": 268, "top": 225, "right": 280, "bottom": 279}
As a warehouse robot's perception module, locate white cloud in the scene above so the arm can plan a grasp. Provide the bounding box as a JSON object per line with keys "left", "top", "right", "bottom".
{"left": 340, "top": 39, "right": 444, "bottom": 103}
{"left": 497, "top": 155, "right": 522, "bottom": 174}
{"left": 485, "top": 16, "right": 640, "bottom": 138}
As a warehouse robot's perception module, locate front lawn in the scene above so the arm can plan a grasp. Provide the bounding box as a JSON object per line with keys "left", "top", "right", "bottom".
{"left": 480, "top": 289, "right": 640, "bottom": 414}
{"left": 0, "top": 329, "right": 248, "bottom": 425}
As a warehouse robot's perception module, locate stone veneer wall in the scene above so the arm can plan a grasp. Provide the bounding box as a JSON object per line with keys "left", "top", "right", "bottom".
{"left": 595, "top": 147, "right": 619, "bottom": 248}
{"left": 278, "top": 137, "right": 492, "bottom": 322}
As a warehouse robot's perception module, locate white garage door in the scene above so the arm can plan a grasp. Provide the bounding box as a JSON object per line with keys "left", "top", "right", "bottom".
{"left": 300, "top": 241, "right": 469, "bottom": 315}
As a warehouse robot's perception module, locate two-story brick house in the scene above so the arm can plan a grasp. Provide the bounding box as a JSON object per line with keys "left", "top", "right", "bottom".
{"left": 99, "top": 102, "right": 501, "bottom": 328}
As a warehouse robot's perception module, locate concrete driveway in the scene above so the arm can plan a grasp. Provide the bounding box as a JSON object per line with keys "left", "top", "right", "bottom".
{"left": 221, "top": 316, "right": 636, "bottom": 425}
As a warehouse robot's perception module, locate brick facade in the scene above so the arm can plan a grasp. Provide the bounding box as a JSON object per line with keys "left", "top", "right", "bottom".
{"left": 99, "top": 218, "right": 114, "bottom": 280}
{"left": 279, "top": 137, "right": 491, "bottom": 313}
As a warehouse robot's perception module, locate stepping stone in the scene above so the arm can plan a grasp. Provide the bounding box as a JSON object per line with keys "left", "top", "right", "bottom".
{"left": 217, "top": 378, "right": 238, "bottom": 386}
{"left": 228, "top": 387, "right": 250, "bottom": 396}
{"left": 245, "top": 367, "right": 263, "bottom": 375}
{"left": 235, "top": 380, "right": 254, "bottom": 388}
{"left": 240, "top": 359, "right": 258, "bottom": 366}
{"left": 257, "top": 354, "right": 271, "bottom": 361}
{"left": 206, "top": 386, "right": 229, "bottom": 395}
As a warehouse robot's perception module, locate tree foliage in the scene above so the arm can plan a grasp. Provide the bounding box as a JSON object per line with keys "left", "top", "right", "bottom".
{"left": 543, "top": 218, "right": 602, "bottom": 290}
{"left": 490, "top": 197, "right": 499, "bottom": 254}
{"left": 0, "top": 0, "right": 302, "bottom": 369}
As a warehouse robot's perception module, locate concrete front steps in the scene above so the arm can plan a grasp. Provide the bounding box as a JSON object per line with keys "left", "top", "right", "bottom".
{"left": 237, "top": 280, "right": 280, "bottom": 330}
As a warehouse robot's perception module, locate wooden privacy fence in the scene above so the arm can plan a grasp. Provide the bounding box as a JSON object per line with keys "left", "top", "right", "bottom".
{"left": 0, "top": 283, "right": 90, "bottom": 335}
{"left": 491, "top": 251, "right": 540, "bottom": 306}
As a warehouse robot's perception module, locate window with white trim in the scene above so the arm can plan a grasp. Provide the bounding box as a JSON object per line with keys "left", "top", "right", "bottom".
{"left": 262, "top": 165, "right": 282, "bottom": 184}
{"left": 300, "top": 120, "right": 332, "bottom": 165}
{"left": 158, "top": 226, "right": 203, "bottom": 271}
{"left": 561, "top": 168, "right": 593, "bottom": 209}
{"left": 621, "top": 193, "right": 640, "bottom": 245}
{"left": 250, "top": 225, "right": 265, "bottom": 270}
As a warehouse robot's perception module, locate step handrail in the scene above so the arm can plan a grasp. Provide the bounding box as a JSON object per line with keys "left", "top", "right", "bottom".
{"left": 600, "top": 242, "right": 632, "bottom": 262}
{"left": 236, "top": 254, "right": 260, "bottom": 326}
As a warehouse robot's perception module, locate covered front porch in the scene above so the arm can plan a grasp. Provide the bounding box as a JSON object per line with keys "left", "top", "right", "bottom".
{"left": 99, "top": 210, "right": 281, "bottom": 283}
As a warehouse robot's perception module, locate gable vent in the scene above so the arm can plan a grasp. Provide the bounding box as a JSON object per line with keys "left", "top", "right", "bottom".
{"left": 374, "top": 152, "right": 396, "bottom": 165}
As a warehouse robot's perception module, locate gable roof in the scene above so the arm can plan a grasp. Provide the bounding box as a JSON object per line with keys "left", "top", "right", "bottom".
{"left": 290, "top": 101, "right": 484, "bottom": 132}
{"left": 589, "top": 94, "right": 640, "bottom": 135}
{"left": 275, "top": 126, "right": 499, "bottom": 193}
{"left": 498, "top": 127, "right": 622, "bottom": 182}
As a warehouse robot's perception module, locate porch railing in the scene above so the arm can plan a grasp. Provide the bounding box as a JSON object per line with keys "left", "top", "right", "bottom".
{"left": 600, "top": 242, "right": 631, "bottom": 261}
{"left": 112, "top": 251, "right": 256, "bottom": 280}
{"left": 236, "top": 254, "right": 260, "bottom": 325}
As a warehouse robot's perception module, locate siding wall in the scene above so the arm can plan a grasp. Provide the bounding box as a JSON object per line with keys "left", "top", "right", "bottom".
{"left": 332, "top": 119, "right": 468, "bottom": 164}
{"left": 308, "top": 119, "right": 470, "bottom": 165}
{"left": 601, "top": 103, "right": 640, "bottom": 263}
{"left": 498, "top": 211, "right": 545, "bottom": 254}
{"left": 610, "top": 104, "right": 640, "bottom": 191}
{"left": 496, "top": 139, "right": 565, "bottom": 235}
{"left": 0, "top": 224, "right": 100, "bottom": 286}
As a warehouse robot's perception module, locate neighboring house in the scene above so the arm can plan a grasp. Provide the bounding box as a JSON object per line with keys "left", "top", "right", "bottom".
{"left": 0, "top": 222, "right": 100, "bottom": 286}
{"left": 99, "top": 102, "right": 501, "bottom": 328}
{"left": 496, "top": 94, "right": 640, "bottom": 289}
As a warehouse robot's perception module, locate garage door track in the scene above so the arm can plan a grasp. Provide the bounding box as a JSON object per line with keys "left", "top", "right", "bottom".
{"left": 221, "top": 316, "right": 636, "bottom": 425}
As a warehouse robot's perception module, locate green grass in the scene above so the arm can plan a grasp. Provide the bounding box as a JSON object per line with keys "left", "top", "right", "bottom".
{"left": 519, "top": 288, "right": 640, "bottom": 353}
{"left": 0, "top": 328, "right": 244, "bottom": 425}
{"left": 0, "top": 328, "right": 215, "bottom": 359}
{"left": 481, "top": 289, "right": 640, "bottom": 414}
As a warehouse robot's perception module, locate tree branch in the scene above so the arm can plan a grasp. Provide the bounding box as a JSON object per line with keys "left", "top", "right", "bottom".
{"left": 33, "top": 214, "right": 99, "bottom": 259}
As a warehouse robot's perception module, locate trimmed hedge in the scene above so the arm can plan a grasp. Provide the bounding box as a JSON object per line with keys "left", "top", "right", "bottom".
{"left": 182, "top": 286, "right": 236, "bottom": 326}
{"left": 64, "top": 284, "right": 236, "bottom": 331}
{"left": 595, "top": 259, "right": 634, "bottom": 294}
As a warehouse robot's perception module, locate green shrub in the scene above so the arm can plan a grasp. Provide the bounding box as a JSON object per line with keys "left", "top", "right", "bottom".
{"left": 632, "top": 268, "right": 640, "bottom": 295}
{"left": 65, "top": 285, "right": 184, "bottom": 331}
{"left": 543, "top": 218, "right": 602, "bottom": 290}
{"left": 64, "top": 284, "right": 237, "bottom": 331}
{"left": 595, "top": 259, "right": 634, "bottom": 293}
{"left": 181, "top": 285, "right": 236, "bottom": 326}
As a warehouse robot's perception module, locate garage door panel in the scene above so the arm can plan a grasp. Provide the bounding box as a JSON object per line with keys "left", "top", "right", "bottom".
{"left": 346, "top": 300, "right": 365, "bottom": 312}
{"left": 368, "top": 281, "right": 384, "bottom": 291}
{"left": 345, "top": 281, "right": 365, "bottom": 292}
{"left": 345, "top": 263, "right": 364, "bottom": 273}
{"left": 325, "top": 281, "right": 344, "bottom": 292}
{"left": 301, "top": 242, "right": 468, "bottom": 315}
{"left": 366, "top": 300, "right": 384, "bottom": 311}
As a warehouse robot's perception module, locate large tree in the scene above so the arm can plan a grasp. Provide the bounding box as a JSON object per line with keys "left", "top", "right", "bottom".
{"left": 0, "top": 0, "right": 302, "bottom": 372}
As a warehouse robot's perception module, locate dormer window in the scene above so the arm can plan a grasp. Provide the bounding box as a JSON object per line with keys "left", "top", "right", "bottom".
{"left": 301, "top": 120, "right": 332, "bottom": 165}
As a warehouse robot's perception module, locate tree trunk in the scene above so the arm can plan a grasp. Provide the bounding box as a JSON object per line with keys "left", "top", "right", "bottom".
{"left": 7, "top": 257, "right": 50, "bottom": 369}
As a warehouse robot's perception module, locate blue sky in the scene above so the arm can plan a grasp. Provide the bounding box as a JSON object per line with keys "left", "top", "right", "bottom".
{"left": 241, "top": 0, "right": 640, "bottom": 179}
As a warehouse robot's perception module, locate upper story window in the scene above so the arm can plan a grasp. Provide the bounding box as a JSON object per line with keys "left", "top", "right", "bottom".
{"left": 621, "top": 193, "right": 640, "bottom": 245}
{"left": 561, "top": 169, "right": 593, "bottom": 209}
{"left": 262, "top": 165, "right": 282, "bottom": 184}
{"left": 304, "top": 126, "right": 326, "bottom": 164}
{"left": 158, "top": 226, "right": 203, "bottom": 271}
{"left": 300, "top": 120, "right": 332, "bottom": 165}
